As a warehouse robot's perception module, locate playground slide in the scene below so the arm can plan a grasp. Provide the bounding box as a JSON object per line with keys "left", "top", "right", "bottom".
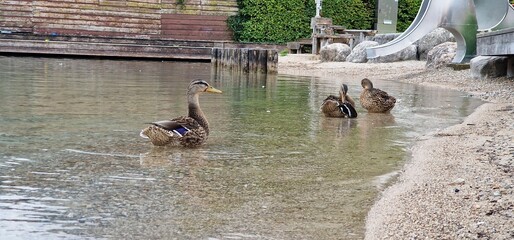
{"left": 366, "top": 0, "right": 514, "bottom": 63}
{"left": 475, "top": 0, "right": 514, "bottom": 31}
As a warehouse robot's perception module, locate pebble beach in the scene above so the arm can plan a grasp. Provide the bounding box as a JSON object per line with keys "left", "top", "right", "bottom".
{"left": 278, "top": 54, "right": 514, "bottom": 239}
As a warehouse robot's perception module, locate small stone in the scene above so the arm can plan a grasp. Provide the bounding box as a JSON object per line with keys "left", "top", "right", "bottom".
{"left": 451, "top": 178, "right": 466, "bottom": 185}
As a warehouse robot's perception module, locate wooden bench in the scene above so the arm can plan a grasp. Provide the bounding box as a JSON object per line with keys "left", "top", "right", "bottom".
{"left": 287, "top": 38, "right": 312, "bottom": 54}
{"left": 290, "top": 17, "right": 379, "bottom": 55}
{"left": 325, "top": 33, "right": 355, "bottom": 45}
{"left": 344, "top": 29, "right": 377, "bottom": 45}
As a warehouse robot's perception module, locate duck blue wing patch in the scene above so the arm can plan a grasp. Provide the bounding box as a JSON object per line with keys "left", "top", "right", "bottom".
{"left": 171, "top": 126, "right": 190, "bottom": 137}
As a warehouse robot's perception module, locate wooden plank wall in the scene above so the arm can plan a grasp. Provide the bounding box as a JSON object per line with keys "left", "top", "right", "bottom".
{"left": 161, "top": 14, "right": 231, "bottom": 41}
{"left": 0, "top": 0, "right": 238, "bottom": 41}
{"left": 0, "top": 0, "right": 33, "bottom": 33}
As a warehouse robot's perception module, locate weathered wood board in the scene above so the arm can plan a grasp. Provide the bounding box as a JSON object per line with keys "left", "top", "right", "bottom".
{"left": 0, "top": 0, "right": 238, "bottom": 59}
{"left": 0, "top": 0, "right": 237, "bottom": 40}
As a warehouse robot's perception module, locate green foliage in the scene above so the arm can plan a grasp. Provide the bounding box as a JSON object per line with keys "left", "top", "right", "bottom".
{"left": 176, "top": 0, "right": 185, "bottom": 10}
{"left": 321, "top": 0, "right": 372, "bottom": 30}
{"left": 397, "top": 0, "right": 422, "bottom": 32}
{"left": 279, "top": 49, "right": 289, "bottom": 57}
{"left": 361, "top": 0, "right": 376, "bottom": 26}
{"left": 228, "top": 0, "right": 422, "bottom": 43}
{"left": 229, "top": 0, "right": 373, "bottom": 44}
{"left": 228, "top": 0, "right": 313, "bottom": 44}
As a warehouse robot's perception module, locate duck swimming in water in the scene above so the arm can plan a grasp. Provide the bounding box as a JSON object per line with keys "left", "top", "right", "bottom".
{"left": 359, "top": 78, "right": 396, "bottom": 113}
{"left": 140, "top": 79, "right": 222, "bottom": 147}
{"left": 320, "top": 83, "right": 358, "bottom": 118}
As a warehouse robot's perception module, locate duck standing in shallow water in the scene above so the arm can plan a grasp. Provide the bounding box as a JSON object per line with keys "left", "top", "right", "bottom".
{"left": 359, "top": 78, "right": 396, "bottom": 113}
{"left": 140, "top": 79, "right": 222, "bottom": 147}
{"left": 320, "top": 83, "right": 358, "bottom": 118}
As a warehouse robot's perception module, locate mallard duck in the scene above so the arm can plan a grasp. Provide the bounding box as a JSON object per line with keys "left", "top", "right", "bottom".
{"left": 139, "top": 79, "right": 222, "bottom": 147}
{"left": 359, "top": 78, "right": 396, "bottom": 113}
{"left": 320, "top": 83, "right": 358, "bottom": 118}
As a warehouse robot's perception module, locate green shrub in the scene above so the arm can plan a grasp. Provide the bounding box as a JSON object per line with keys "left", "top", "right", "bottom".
{"left": 397, "top": 0, "right": 422, "bottom": 32}
{"left": 228, "top": 0, "right": 312, "bottom": 44}
{"left": 279, "top": 49, "right": 289, "bottom": 57}
{"left": 321, "top": 0, "right": 372, "bottom": 30}
{"left": 229, "top": 0, "right": 373, "bottom": 44}
{"left": 228, "top": 0, "right": 420, "bottom": 43}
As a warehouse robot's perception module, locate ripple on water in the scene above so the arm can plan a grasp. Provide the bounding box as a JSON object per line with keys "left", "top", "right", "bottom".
{"left": 0, "top": 57, "right": 484, "bottom": 239}
{"left": 0, "top": 193, "right": 83, "bottom": 240}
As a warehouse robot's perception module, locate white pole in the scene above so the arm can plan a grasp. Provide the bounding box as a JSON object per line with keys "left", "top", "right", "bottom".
{"left": 315, "top": 0, "right": 322, "bottom": 17}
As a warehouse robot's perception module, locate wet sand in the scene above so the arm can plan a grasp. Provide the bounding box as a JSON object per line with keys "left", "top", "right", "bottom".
{"left": 278, "top": 54, "right": 514, "bottom": 239}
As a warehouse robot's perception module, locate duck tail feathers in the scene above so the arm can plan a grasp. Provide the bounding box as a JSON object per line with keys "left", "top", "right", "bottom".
{"left": 139, "top": 129, "right": 149, "bottom": 139}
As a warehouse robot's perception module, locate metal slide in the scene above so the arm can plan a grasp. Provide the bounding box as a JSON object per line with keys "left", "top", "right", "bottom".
{"left": 475, "top": 0, "right": 514, "bottom": 31}
{"left": 366, "top": 0, "right": 514, "bottom": 63}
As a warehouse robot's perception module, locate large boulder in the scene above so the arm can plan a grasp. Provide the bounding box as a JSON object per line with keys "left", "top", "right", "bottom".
{"left": 371, "top": 33, "right": 401, "bottom": 45}
{"left": 425, "top": 42, "right": 457, "bottom": 69}
{"left": 367, "top": 44, "right": 418, "bottom": 63}
{"left": 470, "top": 56, "right": 508, "bottom": 79}
{"left": 320, "top": 43, "right": 352, "bottom": 62}
{"left": 347, "top": 41, "right": 379, "bottom": 63}
{"left": 417, "top": 28, "right": 455, "bottom": 60}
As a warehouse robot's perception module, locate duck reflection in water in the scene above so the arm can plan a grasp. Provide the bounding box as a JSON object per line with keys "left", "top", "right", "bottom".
{"left": 139, "top": 147, "right": 209, "bottom": 167}
{"left": 320, "top": 117, "right": 358, "bottom": 139}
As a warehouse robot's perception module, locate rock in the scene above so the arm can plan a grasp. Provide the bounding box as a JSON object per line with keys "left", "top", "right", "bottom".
{"left": 470, "top": 56, "right": 509, "bottom": 79}
{"left": 371, "top": 33, "right": 402, "bottom": 45}
{"left": 335, "top": 46, "right": 352, "bottom": 61}
{"left": 417, "top": 28, "right": 455, "bottom": 60}
{"left": 425, "top": 42, "right": 457, "bottom": 69}
{"left": 367, "top": 44, "right": 418, "bottom": 63}
{"left": 347, "top": 41, "right": 379, "bottom": 63}
{"left": 451, "top": 178, "right": 466, "bottom": 185}
{"left": 365, "top": 28, "right": 455, "bottom": 63}
{"left": 497, "top": 155, "right": 513, "bottom": 168}
{"left": 320, "top": 43, "right": 352, "bottom": 62}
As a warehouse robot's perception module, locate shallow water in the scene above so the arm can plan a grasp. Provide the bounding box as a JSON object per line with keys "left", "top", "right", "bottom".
{"left": 0, "top": 56, "right": 482, "bottom": 239}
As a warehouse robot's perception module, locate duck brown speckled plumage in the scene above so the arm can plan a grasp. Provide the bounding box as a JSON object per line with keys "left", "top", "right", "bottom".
{"left": 359, "top": 78, "right": 396, "bottom": 113}
{"left": 140, "top": 79, "right": 222, "bottom": 147}
{"left": 320, "top": 83, "right": 358, "bottom": 118}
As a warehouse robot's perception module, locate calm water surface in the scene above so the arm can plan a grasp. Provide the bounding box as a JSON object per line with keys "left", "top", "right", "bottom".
{"left": 0, "top": 56, "right": 482, "bottom": 239}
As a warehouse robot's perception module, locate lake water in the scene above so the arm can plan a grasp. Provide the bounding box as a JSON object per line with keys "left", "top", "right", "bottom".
{"left": 0, "top": 56, "right": 482, "bottom": 239}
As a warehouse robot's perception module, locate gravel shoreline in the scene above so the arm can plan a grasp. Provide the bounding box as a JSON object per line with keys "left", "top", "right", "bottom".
{"left": 278, "top": 54, "right": 513, "bottom": 239}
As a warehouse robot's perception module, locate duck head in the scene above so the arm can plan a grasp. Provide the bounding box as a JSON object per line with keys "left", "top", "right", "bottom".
{"left": 339, "top": 83, "right": 349, "bottom": 101}
{"left": 361, "top": 78, "right": 373, "bottom": 90}
{"left": 188, "top": 79, "right": 223, "bottom": 95}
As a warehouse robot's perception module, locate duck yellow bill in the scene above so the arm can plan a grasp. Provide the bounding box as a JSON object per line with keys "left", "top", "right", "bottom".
{"left": 206, "top": 86, "right": 222, "bottom": 93}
